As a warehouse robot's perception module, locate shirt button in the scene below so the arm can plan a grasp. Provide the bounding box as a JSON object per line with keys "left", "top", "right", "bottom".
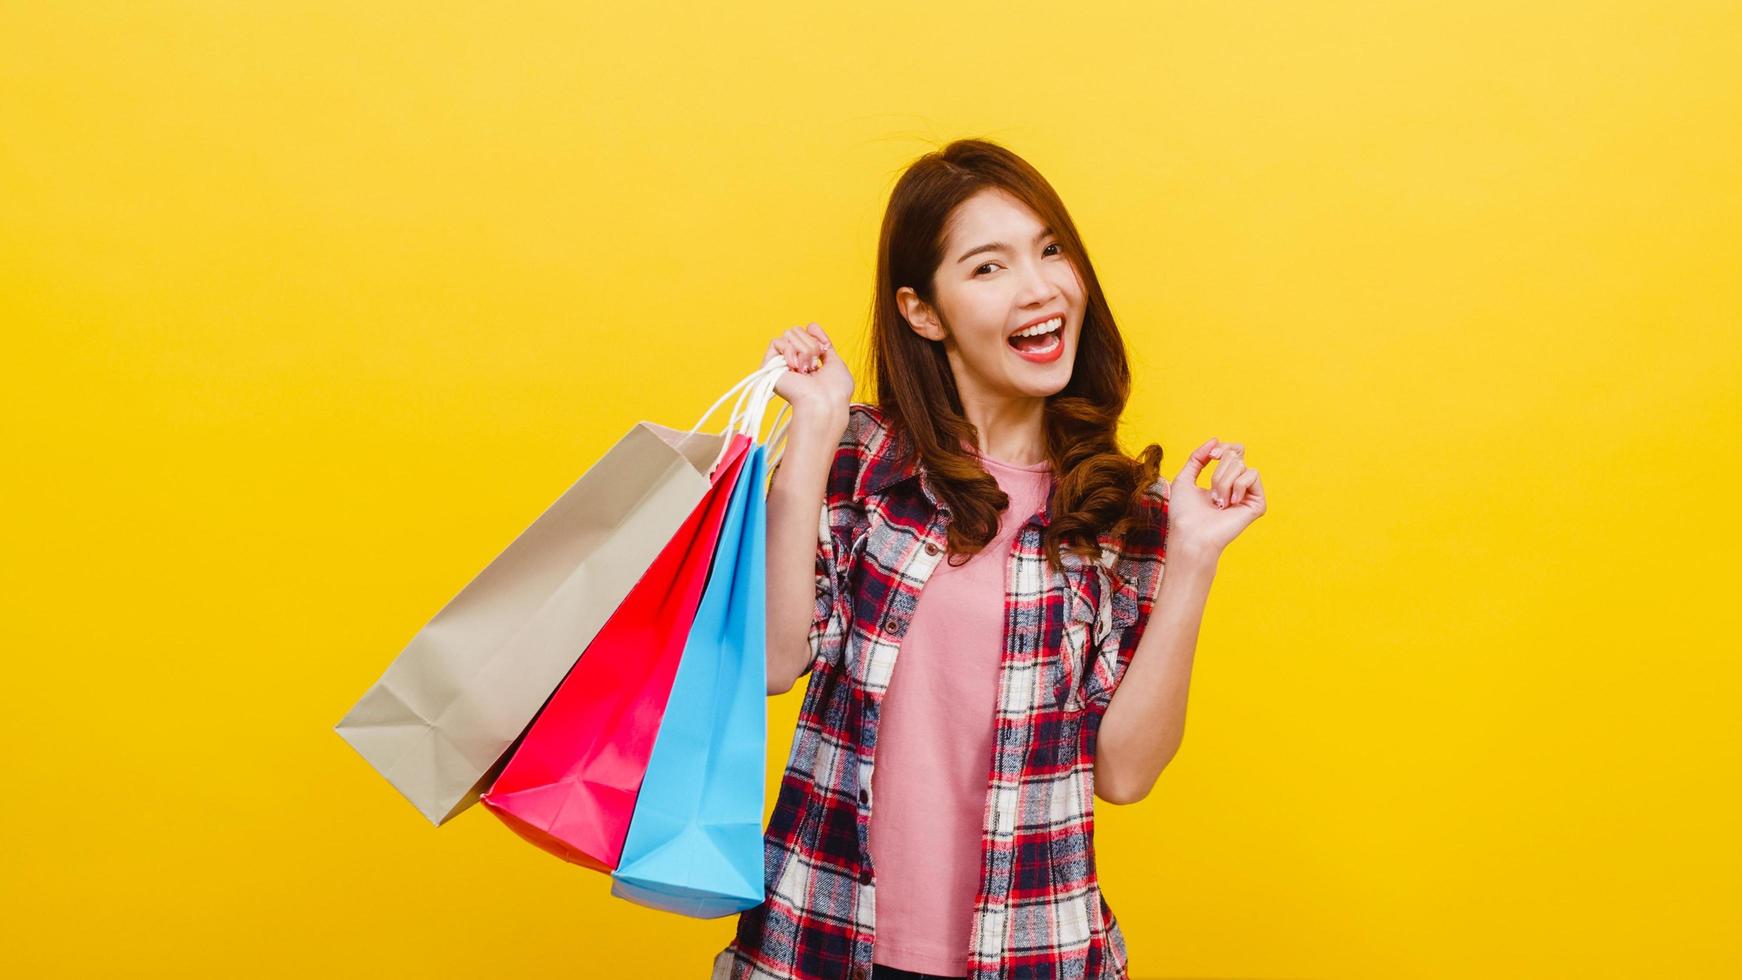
{"left": 924, "top": 542, "right": 941, "bottom": 555}
{"left": 859, "top": 788, "right": 869, "bottom": 805}
{"left": 859, "top": 865, "right": 873, "bottom": 884}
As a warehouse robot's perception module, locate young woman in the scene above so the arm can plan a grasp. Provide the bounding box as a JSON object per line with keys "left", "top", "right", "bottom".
{"left": 711, "top": 139, "right": 1265, "bottom": 980}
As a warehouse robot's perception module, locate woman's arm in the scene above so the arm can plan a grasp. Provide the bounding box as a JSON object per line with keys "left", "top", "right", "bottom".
{"left": 765, "top": 400, "right": 849, "bottom": 695}
{"left": 759, "top": 322, "right": 855, "bottom": 695}
{"left": 1093, "top": 436, "right": 1266, "bottom": 803}
{"left": 1092, "top": 543, "right": 1217, "bottom": 803}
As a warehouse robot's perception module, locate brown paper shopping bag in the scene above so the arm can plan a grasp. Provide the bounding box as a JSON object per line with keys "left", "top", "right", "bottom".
{"left": 334, "top": 361, "right": 789, "bottom": 826}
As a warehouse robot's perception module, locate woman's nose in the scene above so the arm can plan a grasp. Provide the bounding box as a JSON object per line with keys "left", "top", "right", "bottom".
{"left": 1018, "top": 265, "right": 1061, "bottom": 304}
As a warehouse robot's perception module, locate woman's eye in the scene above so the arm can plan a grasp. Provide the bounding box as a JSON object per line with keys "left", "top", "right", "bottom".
{"left": 974, "top": 263, "right": 998, "bottom": 276}
{"left": 1043, "top": 242, "right": 1061, "bottom": 256}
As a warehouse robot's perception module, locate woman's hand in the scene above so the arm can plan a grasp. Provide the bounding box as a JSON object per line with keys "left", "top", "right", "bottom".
{"left": 763, "top": 322, "right": 853, "bottom": 416}
{"left": 1160, "top": 437, "right": 1266, "bottom": 560}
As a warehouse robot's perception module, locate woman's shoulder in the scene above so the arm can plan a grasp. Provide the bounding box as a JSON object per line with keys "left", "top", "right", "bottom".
{"left": 843, "top": 401, "right": 889, "bottom": 443}
{"left": 1127, "top": 477, "right": 1169, "bottom": 552}
{"left": 823, "top": 401, "right": 886, "bottom": 460}
{"left": 825, "top": 402, "right": 895, "bottom": 500}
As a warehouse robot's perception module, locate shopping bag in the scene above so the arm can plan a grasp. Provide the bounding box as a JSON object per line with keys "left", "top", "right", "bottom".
{"left": 478, "top": 436, "right": 749, "bottom": 870}
{"left": 479, "top": 359, "right": 788, "bottom": 870}
{"left": 610, "top": 368, "right": 788, "bottom": 917}
{"left": 335, "top": 365, "right": 779, "bottom": 826}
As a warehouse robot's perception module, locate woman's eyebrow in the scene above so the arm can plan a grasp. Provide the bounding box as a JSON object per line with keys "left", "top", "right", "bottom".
{"left": 955, "top": 225, "right": 1055, "bottom": 264}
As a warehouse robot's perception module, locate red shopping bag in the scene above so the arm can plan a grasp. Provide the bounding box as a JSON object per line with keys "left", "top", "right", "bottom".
{"left": 480, "top": 431, "right": 752, "bottom": 871}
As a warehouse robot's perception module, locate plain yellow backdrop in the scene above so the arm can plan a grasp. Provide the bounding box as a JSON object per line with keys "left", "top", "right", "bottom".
{"left": 4, "top": 2, "right": 1738, "bottom": 978}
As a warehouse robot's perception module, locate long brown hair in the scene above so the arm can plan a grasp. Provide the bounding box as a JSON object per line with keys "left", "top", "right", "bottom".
{"left": 866, "top": 137, "right": 1165, "bottom": 575}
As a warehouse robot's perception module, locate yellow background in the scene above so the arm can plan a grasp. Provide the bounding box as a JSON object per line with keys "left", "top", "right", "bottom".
{"left": 4, "top": 2, "right": 1738, "bottom": 977}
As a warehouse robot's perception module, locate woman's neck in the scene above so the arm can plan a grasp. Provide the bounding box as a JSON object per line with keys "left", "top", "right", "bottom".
{"left": 961, "top": 394, "right": 1047, "bottom": 467}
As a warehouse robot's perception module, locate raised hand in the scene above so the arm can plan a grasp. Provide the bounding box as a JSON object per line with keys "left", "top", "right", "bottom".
{"left": 1162, "top": 437, "right": 1266, "bottom": 557}
{"left": 763, "top": 322, "right": 853, "bottom": 415}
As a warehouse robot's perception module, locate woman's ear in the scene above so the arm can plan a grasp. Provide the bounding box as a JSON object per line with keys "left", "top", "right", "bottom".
{"left": 896, "top": 286, "right": 947, "bottom": 342}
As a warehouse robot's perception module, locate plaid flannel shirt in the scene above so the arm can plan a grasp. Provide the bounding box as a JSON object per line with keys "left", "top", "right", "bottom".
{"left": 712, "top": 402, "right": 1167, "bottom": 980}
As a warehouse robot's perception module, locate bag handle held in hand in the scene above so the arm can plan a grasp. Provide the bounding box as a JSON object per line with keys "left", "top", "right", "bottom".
{"left": 678, "top": 357, "right": 788, "bottom": 480}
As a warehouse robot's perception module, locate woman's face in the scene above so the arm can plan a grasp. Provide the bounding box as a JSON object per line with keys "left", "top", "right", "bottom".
{"left": 897, "top": 186, "right": 1087, "bottom": 403}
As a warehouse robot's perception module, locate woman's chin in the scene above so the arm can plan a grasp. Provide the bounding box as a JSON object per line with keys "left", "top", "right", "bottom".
{"left": 1007, "top": 360, "right": 1073, "bottom": 397}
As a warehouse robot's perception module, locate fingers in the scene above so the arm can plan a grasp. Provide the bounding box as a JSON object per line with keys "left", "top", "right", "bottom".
{"left": 1209, "top": 441, "right": 1245, "bottom": 506}
{"left": 1177, "top": 437, "right": 1219, "bottom": 487}
{"left": 786, "top": 324, "right": 824, "bottom": 372}
{"left": 797, "top": 327, "right": 825, "bottom": 371}
{"left": 1172, "top": 437, "right": 1261, "bottom": 509}
{"left": 1230, "top": 469, "right": 1259, "bottom": 507}
{"left": 769, "top": 323, "right": 826, "bottom": 373}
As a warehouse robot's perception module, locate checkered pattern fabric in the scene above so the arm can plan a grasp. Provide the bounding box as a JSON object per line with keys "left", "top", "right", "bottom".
{"left": 712, "top": 402, "right": 1167, "bottom": 980}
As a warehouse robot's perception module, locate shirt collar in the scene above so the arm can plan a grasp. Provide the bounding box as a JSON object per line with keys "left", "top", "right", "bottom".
{"left": 858, "top": 423, "right": 1055, "bottom": 531}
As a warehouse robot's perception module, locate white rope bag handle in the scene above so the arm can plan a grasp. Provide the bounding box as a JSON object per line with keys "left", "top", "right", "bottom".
{"left": 678, "top": 356, "right": 789, "bottom": 480}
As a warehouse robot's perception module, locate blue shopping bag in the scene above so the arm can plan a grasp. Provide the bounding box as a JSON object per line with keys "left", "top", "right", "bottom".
{"left": 609, "top": 437, "right": 771, "bottom": 917}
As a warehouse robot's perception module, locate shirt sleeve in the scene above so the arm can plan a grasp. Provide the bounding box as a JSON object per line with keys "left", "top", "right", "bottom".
{"left": 807, "top": 497, "right": 847, "bottom": 676}
{"left": 803, "top": 405, "right": 871, "bottom": 677}
{"left": 1083, "top": 483, "right": 1169, "bottom": 721}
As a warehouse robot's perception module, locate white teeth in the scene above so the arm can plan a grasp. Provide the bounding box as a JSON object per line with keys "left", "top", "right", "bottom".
{"left": 1013, "top": 316, "right": 1063, "bottom": 338}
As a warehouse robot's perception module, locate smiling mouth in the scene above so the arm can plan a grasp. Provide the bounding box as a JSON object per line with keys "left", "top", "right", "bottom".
{"left": 1008, "top": 315, "right": 1064, "bottom": 354}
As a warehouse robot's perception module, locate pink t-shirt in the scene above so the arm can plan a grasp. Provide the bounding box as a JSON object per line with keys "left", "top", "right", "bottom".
{"left": 869, "top": 447, "right": 1054, "bottom": 977}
